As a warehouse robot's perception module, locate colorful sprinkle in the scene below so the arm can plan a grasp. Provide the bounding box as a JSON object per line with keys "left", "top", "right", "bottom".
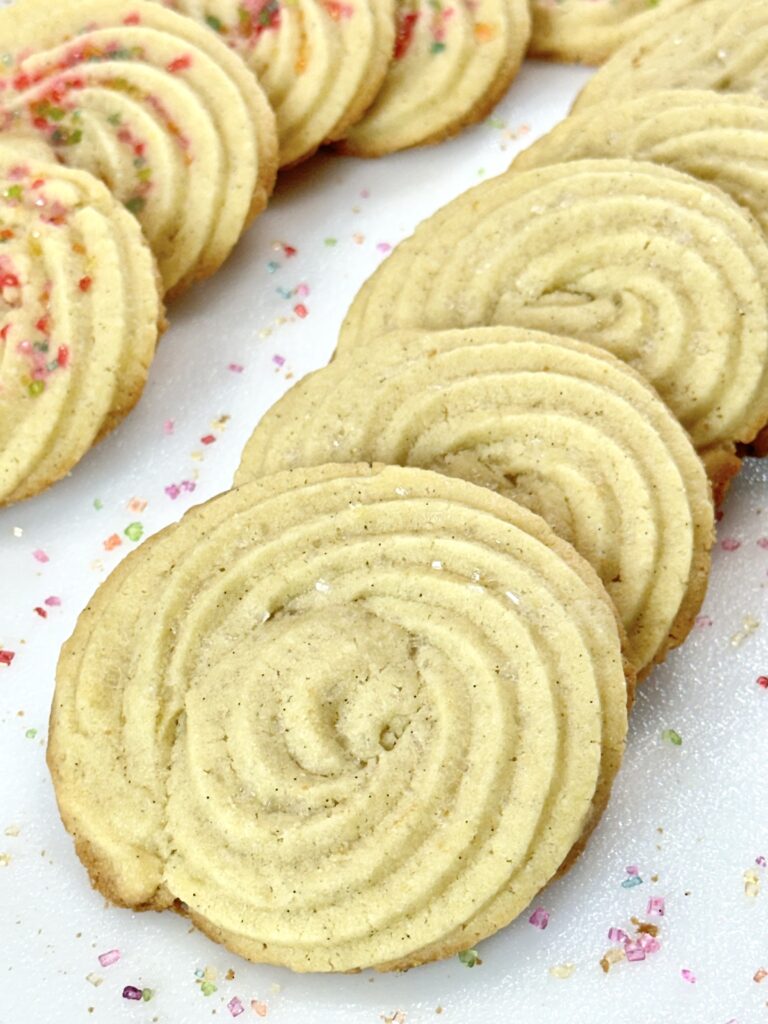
{"left": 98, "top": 949, "right": 120, "bottom": 967}
{"left": 227, "top": 996, "right": 245, "bottom": 1017}
{"left": 0, "top": 650, "right": 15, "bottom": 666}
{"left": 528, "top": 907, "right": 550, "bottom": 930}
{"left": 124, "top": 522, "right": 143, "bottom": 542}
{"left": 32, "top": 549, "right": 49, "bottom": 563}
{"left": 251, "top": 1002, "right": 268, "bottom": 1018}
{"left": 103, "top": 533, "right": 122, "bottom": 551}
{"left": 646, "top": 897, "right": 665, "bottom": 917}
{"left": 662, "top": 728, "right": 683, "bottom": 746}
{"left": 681, "top": 969, "right": 697, "bottom": 984}
{"left": 122, "top": 985, "right": 143, "bottom": 1001}
{"left": 458, "top": 949, "right": 481, "bottom": 967}
{"left": 44, "top": 595, "right": 61, "bottom": 606}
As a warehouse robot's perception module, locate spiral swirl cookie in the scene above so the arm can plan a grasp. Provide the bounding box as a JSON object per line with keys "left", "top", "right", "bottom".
{"left": 529, "top": 0, "right": 697, "bottom": 66}
{"left": 512, "top": 91, "right": 768, "bottom": 245}
{"left": 576, "top": 0, "right": 768, "bottom": 111}
{"left": 0, "top": 150, "right": 162, "bottom": 506}
{"left": 237, "top": 328, "right": 713, "bottom": 675}
{"left": 0, "top": 0, "right": 278, "bottom": 297}
{"left": 339, "top": 0, "right": 531, "bottom": 157}
{"left": 340, "top": 159, "right": 768, "bottom": 474}
{"left": 49, "top": 463, "right": 630, "bottom": 972}
{"left": 163, "top": 0, "right": 395, "bottom": 167}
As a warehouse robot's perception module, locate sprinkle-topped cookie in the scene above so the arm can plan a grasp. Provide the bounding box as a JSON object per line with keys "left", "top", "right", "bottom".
{"left": 339, "top": 0, "right": 530, "bottom": 157}
{"left": 163, "top": 0, "right": 396, "bottom": 166}
{"left": 48, "top": 463, "right": 630, "bottom": 971}
{"left": 529, "top": 0, "right": 697, "bottom": 66}
{"left": 0, "top": 0, "right": 278, "bottom": 296}
{"left": 0, "top": 147, "right": 162, "bottom": 505}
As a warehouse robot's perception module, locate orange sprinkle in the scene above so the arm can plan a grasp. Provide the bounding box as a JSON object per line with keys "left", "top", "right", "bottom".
{"left": 103, "top": 534, "right": 122, "bottom": 552}
{"left": 474, "top": 22, "right": 498, "bottom": 42}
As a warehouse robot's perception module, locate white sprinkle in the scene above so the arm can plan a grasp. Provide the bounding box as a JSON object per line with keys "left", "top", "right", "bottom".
{"left": 86, "top": 973, "right": 103, "bottom": 988}
{"left": 315, "top": 579, "right": 331, "bottom": 594}
{"left": 12, "top": 527, "right": 22, "bottom": 538}
{"left": 431, "top": 560, "right": 443, "bottom": 570}
{"left": 505, "top": 591, "right": 521, "bottom": 605}
{"left": 255, "top": 610, "right": 271, "bottom": 624}
{"left": 471, "top": 569, "right": 481, "bottom": 582}
{"left": 394, "top": 487, "right": 409, "bottom": 496}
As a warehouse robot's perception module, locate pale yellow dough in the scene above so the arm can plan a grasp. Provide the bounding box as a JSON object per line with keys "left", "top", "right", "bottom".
{"left": 237, "top": 328, "right": 713, "bottom": 675}
{"left": 340, "top": 159, "right": 768, "bottom": 463}
{"left": 49, "top": 464, "right": 629, "bottom": 972}
{"left": 340, "top": 0, "right": 531, "bottom": 156}
{"left": 576, "top": 0, "right": 768, "bottom": 110}
{"left": 164, "top": 0, "right": 396, "bottom": 167}
{"left": 0, "top": 149, "right": 162, "bottom": 506}
{"left": 529, "top": 0, "right": 698, "bottom": 66}
{"left": 0, "top": 0, "right": 278, "bottom": 296}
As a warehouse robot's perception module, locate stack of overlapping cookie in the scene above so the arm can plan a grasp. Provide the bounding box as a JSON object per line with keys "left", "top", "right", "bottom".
{"left": 0, "top": 0, "right": 533, "bottom": 506}
{"left": 45, "top": 0, "right": 768, "bottom": 976}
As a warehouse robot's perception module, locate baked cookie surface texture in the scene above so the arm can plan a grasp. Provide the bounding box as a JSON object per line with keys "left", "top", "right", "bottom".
{"left": 0, "top": 0, "right": 278, "bottom": 295}
{"left": 340, "top": 0, "right": 531, "bottom": 156}
{"left": 0, "top": 149, "right": 161, "bottom": 506}
{"left": 237, "top": 328, "right": 714, "bottom": 676}
{"left": 48, "top": 463, "right": 629, "bottom": 972}
{"left": 340, "top": 160, "right": 768, "bottom": 467}
{"left": 163, "top": 0, "right": 396, "bottom": 166}
{"left": 575, "top": 0, "right": 768, "bottom": 110}
{"left": 529, "top": 0, "right": 698, "bottom": 66}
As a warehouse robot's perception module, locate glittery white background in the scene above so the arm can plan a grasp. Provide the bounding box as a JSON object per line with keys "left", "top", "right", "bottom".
{"left": 0, "top": 51, "right": 767, "bottom": 1024}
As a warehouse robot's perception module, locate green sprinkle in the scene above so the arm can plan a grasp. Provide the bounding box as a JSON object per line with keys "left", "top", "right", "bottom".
{"left": 662, "top": 728, "right": 683, "bottom": 747}
{"left": 621, "top": 875, "right": 642, "bottom": 889}
{"left": 205, "top": 13, "right": 224, "bottom": 31}
{"left": 5, "top": 184, "right": 23, "bottom": 201}
{"left": 324, "top": 237, "right": 337, "bottom": 247}
{"left": 136, "top": 167, "right": 152, "bottom": 182}
{"left": 25, "top": 728, "right": 37, "bottom": 739}
{"left": 141, "top": 988, "right": 153, "bottom": 1002}
{"left": 125, "top": 196, "right": 146, "bottom": 215}
{"left": 430, "top": 41, "right": 446, "bottom": 54}
{"left": 107, "top": 112, "right": 122, "bottom": 126}
{"left": 27, "top": 379, "right": 45, "bottom": 397}
{"left": 124, "top": 522, "right": 144, "bottom": 542}
{"left": 93, "top": 498, "right": 103, "bottom": 510}
{"left": 458, "top": 949, "right": 481, "bottom": 968}
{"left": 200, "top": 981, "right": 217, "bottom": 996}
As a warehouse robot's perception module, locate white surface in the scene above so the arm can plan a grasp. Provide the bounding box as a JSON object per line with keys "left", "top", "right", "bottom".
{"left": 1, "top": 62, "right": 767, "bottom": 1024}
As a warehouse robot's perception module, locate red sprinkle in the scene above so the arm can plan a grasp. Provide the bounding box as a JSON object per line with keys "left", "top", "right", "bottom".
{"left": 721, "top": 537, "right": 741, "bottom": 552}
{"left": 394, "top": 12, "right": 419, "bottom": 59}
{"left": 123, "top": 12, "right": 141, "bottom": 24}
{"left": 0, "top": 324, "right": 11, "bottom": 342}
{"left": 33, "top": 606, "right": 47, "bottom": 618}
{"left": 200, "top": 434, "right": 216, "bottom": 445}
{"left": 294, "top": 303, "right": 308, "bottom": 319}
{"left": 167, "top": 54, "right": 192, "bottom": 73}
{"left": 283, "top": 244, "right": 297, "bottom": 257}
{"left": 0, "top": 650, "right": 15, "bottom": 666}
{"left": 757, "top": 676, "right": 768, "bottom": 690}
{"left": 57, "top": 345, "right": 69, "bottom": 369}
{"left": 78, "top": 276, "right": 92, "bottom": 292}
{"left": 35, "top": 316, "right": 49, "bottom": 334}
{"left": 1, "top": 273, "right": 20, "bottom": 288}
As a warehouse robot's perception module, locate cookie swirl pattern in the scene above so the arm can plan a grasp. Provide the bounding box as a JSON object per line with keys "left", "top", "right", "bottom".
{"left": 48, "top": 464, "right": 630, "bottom": 972}
{"left": 163, "top": 0, "right": 395, "bottom": 166}
{"left": 0, "top": 149, "right": 162, "bottom": 506}
{"left": 0, "top": 0, "right": 278, "bottom": 296}
{"left": 237, "top": 328, "right": 714, "bottom": 675}
{"left": 340, "top": 160, "right": 768, "bottom": 468}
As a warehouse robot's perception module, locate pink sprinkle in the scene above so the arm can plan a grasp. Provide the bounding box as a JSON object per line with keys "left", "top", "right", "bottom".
{"left": 695, "top": 615, "right": 713, "bottom": 627}
{"left": 647, "top": 897, "right": 665, "bottom": 917}
{"left": 626, "top": 865, "right": 639, "bottom": 876}
{"left": 721, "top": 537, "right": 741, "bottom": 551}
{"left": 757, "top": 855, "right": 767, "bottom": 867}
{"left": 228, "top": 363, "right": 244, "bottom": 373}
{"left": 638, "top": 934, "right": 661, "bottom": 955}
{"left": 98, "top": 949, "right": 121, "bottom": 967}
{"left": 757, "top": 537, "right": 768, "bottom": 549}
{"left": 625, "top": 944, "right": 646, "bottom": 963}
{"left": 360, "top": 188, "right": 370, "bottom": 198}
{"left": 163, "top": 419, "right": 175, "bottom": 435}
{"left": 0, "top": 650, "right": 15, "bottom": 666}
{"left": 272, "top": 354, "right": 285, "bottom": 367}
{"left": 251, "top": 1002, "right": 268, "bottom": 1018}
{"left": 294, "top": 303, "right": 308, "bottom": 319}
{"left": 228, "top": 997, "right": 245, "bottom": 1018}
{"left": 295, "top": 282, "right": 310, "bottom": 297}
{"left": 180, "top": 480, "right": 196, "bottom": 493}
{"left": 165, "top": 484, "right": 180, "bottom": 500}
{"left": 528, "top": 907, "right": 549, "bottom": 930}
{"left": 32, "top": 549, "right": 49, "bottom": 563}
{"left": 681, "top": 969, "right": 696, "bottom": 984}
{"left": 608, "top": 927, "right": 627, "bottom": 943}
{"left": 376, "top": 242, "right": 392, "bottom": 253}
{"left": 122, "top": 985, "right": 142, "bottom": 1001}
{"left": 44, "top": 596, "right": 61, "bottom": 607}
